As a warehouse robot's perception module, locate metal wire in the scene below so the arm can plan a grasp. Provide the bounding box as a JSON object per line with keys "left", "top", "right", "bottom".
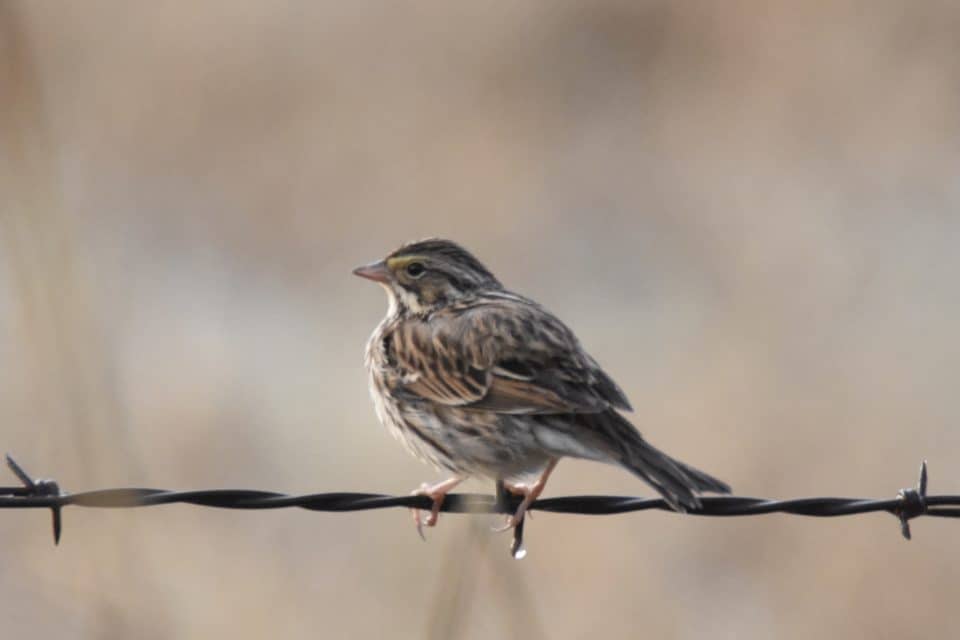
{"left": 2, "top": 454, "right": 957, "bottom": 558}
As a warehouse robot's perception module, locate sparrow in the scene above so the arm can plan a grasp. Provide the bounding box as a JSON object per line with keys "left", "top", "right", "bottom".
{"left": 354, "top": 238, "right": 730, "bottom": 535}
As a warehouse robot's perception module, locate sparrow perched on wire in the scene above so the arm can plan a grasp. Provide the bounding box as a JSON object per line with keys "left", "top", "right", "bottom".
{"left": 354, "top": 239, "right": 730, "bottom": 536}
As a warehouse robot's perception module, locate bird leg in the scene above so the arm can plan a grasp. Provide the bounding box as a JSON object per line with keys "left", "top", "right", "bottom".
{"left": 495, "top": 458, "right": 559, "bottom": 531}
{"left": 411, "top": 476, "right": 464, "bottom": 540}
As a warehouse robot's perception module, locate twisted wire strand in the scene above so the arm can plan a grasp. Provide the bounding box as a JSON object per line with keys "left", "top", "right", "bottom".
{"left": 3, "top": 488, "right": 960, "bottom": 517}
{"left": 2, "top": 455, "right": 956, "bottom": 557}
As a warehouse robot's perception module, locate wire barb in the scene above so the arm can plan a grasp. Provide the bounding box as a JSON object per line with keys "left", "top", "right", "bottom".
{"left": 895, "top": 460, "right": 929, "bottom": 540}
{"left": 2, "top": 456, "right": 958, "bottom": 557}
{"left": 4, "top": 454, "right": 63, "bottom": 545}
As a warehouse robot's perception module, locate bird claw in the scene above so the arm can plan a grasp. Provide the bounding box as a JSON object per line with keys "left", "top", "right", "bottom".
{"left": 409, "top": 477, "right": 462, "bottom": 540}
{"left": 492, "top": 495, "right": 530, "bottom": 532}
{"left": 410, "top": 483, "right": 439, "bottom": 540}
{"left": 492, "top": 499, "right": 535, "bottom": 532}
{"left": 412, "top": 508, "right": 427, "bottom": 541}
{"left": 493, "top": 462, "right": 557, "bottom": 534}
{"left": 492, "top": 515, "right": 520, "bottom": 533}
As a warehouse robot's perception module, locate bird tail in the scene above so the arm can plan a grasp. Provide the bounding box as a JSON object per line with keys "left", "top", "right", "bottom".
{"left": 604, "top": 412, "right": 731, "bottom": 512}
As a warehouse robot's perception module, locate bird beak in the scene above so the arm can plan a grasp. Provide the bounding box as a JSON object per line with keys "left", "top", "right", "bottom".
{"left": 352, "top": 260, "right": 391, "bottom": 284}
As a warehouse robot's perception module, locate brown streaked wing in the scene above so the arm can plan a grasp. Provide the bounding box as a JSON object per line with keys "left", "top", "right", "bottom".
{"left": 389, "top": 297, "right": 630, "bottom": 415}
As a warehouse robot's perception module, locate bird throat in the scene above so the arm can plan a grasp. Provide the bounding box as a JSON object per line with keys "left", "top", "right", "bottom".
{"left": 383, "top": 283, "right": 430, "bottom": 317}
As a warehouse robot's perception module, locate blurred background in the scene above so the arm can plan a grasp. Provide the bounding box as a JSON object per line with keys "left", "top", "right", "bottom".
{"left": 2, "top": 1, "right": 959, "bottom": 638}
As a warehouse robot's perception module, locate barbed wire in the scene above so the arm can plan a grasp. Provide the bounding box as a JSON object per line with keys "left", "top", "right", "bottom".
{"left": 2, "top": 454, "right": 958, "bottom": 558}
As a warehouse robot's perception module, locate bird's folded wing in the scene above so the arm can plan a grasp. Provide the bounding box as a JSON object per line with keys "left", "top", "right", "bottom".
{"left": 391, "top": 301, "right": 632, "bottom": 414}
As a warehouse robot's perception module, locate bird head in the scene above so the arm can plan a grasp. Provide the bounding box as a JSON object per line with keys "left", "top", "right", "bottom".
{"left": 353, "top": 239, "right": 501, "bottom": 314}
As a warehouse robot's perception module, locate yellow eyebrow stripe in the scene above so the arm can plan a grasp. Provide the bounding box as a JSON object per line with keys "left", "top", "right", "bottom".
{"left": 387, "top": 255, "right": 428, "bottom": 270}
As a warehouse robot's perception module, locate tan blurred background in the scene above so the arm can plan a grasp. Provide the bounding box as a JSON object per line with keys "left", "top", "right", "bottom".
{"left": 2, "top": 1, "right": 959, "bottom": 638}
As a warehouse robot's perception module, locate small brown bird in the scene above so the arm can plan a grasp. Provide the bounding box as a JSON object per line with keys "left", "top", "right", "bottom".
{"left": 355, "top": 239, "right": 730, "bottom": 535}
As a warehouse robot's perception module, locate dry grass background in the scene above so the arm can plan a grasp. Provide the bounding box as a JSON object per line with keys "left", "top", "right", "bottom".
{"left": 1, "top": 2, "right": 959, "bottom": 638}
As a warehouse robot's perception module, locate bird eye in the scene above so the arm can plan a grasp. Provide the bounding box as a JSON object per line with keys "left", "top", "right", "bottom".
{"left": 405, "top": 262, "right": 426, "bottom": 278}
